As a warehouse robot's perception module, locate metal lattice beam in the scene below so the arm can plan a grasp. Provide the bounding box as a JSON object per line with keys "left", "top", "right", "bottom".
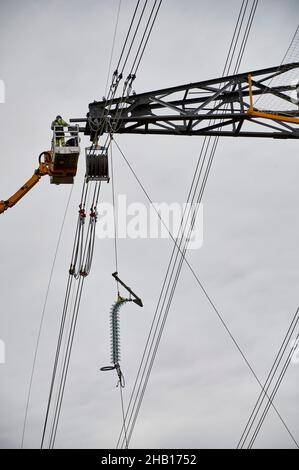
{"left": 71, "top": 62, "right": 299, "bottom": 140}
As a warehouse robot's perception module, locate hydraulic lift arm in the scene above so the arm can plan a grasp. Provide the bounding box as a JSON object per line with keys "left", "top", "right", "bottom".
{"left": 0, "top": 152, "right": 51, "bottom": 215}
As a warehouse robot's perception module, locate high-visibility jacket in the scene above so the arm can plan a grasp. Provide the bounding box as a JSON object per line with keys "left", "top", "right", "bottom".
{"left": 51, "top": 118, "right": 69, "bottom": 137}
{"left": 51, "top": 117, "right": 69, "bottom": 129}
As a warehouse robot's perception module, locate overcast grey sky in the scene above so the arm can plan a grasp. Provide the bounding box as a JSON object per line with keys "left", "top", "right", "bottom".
{"left": 0, "top": 0, "right": 299, "bottom": 449}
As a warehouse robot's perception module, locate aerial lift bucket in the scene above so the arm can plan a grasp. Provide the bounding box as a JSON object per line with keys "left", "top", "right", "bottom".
{"left": 50, "top": 125, "right": 80, "bottom": 184}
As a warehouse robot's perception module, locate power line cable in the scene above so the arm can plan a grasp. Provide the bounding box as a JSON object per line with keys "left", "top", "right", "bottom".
{"left": 116, "top": 0, "right": 142, "bottom": 72}
{"left": 119, "top": 384, "right": 129, "bottom": 449}
{"left": 114, "top": 133, "right": 298, "bottom": 449}
{"left": 41, "top": 180, "right": 101, "bottom": 447}
{"left": 248, "top": 331, "right": 299, "bottom": 448}
{"left": 46, "top": 183, "right": 102, "bottom": 448}
{"left": 48, "top": 278, "right": 85, "bottom": 448}
{"left": 116, "top": 0, "right": 258, "bottom": 446}
{"left": 238, "top": 307, "right": 299, "bottom": 448}
{"left": 105, "top": 0, "right": 122, "bottom": 97}
{"left": 111, "top": 143, "right": 119, "bottom": 281}
{"left": 130, "top": 0, "right": 163, "bottom": 76}
{"left": 21, "top": 185, "right": 74, "bottom": 448}
{"left": 112, "top": 1, "right": 297, "bottom": 448}
{"left": 120, "top": 0, "right": 149, "bottom": 74}
{"left": 41, "top": 0, "right": 164, "bottom": 448}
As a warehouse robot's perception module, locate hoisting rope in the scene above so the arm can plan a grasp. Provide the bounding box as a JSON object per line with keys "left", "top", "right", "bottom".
{"left": 105, "top": 0, "right": 122, "bottom": 98}
{"left": 110, "top": 144, "right": 119, "bottom": 290}
{"left": 21, "top": 184, "right": 74, "bottom": 448}
{"left": 41, "top": 181, "right": 102, "bottom": 449}
{"left": 92, "top": 0, "right": 163, "bottom": 151}
{"left": 41, "top": 0, "right": 160, "bottom": 449}
{"left": 113, "top": 0, "right": 297, "bottom": 450}
{"left": 69, "top": 181, "right": 100, "bottom": 278}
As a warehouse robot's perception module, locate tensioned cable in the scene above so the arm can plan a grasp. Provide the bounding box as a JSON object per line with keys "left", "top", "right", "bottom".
{"left": 41, "top": 0, "right": 164, "bottom": 448}
{"left": 46, "top": 184, "right": 102, "bottom": 448}
{"left": 129, "top": 0, "right": 162, "bottom": 76}
{"left": 115, "top": 0, "right": 255, "bottom": 444}
{"left": 47, "top": 280, "right": 77, "bottom": 444}
{"left": 234, "top": 0, "right": 259, "bottom": 73}
{"left": 133, "top": 0, "right": 162, "bottom": 76}
{"left": 112, "top": 134, "right": 222, "bottom": 449}
{"left": 224, "top": 0, "right": 249, "bottom": 75}
{"left": 113, "top": 136, "right": 297, "bottom": 449}
{"left": 119, "top": 0, "right": 149, "bottom": 75}
{"left": 238, "top": 307, "right": 299, "bottom": 447}
{"left": 91, "top": 0, "right": 144, "bottom": 151}
{"left": 110, "top": 143, "right": 119, "bottom": 279}
{"left": 21, "top": 184, "right": 74, "bottom": 448}
{"left": 119, "top": 383, "right": 129, "bottom": 449}
{"left": 107, "top": 0, "right": 163, "bottom": 142}
{"left": 111, "top": 143, "right": 127, "bottom": 443}
{"left": 116, "top": 0, "right": 259, "bottom": 447}
{"left": 100, "top": 3, "right": 163, "bottom": 445}
{"left": 248, "top": 330, "right": 299, "bottom": 448}
{"left": 105, "top": 0, "right": 122, "bottom": 97}
{"left": 116, "top": 0, "right": 142, "bottom": 73}
{"left": 63, "top": 0, "right": 163, "bottom": 449}
{"left": 118, "top": 137, "right": 218, "bottom": 447}
{"left": 41, "top": 181, "right": 100, "bottom": 448}
{"left": 222, "top": 0, "right": 247, "bottom": 76}
{"left": 104, "top": 0, "right": 163, "bottom": 142}
{"left": 238, "top": 307, "right": 299, "bottom": 448}
{"left": 123, "top": 30, "right": 297, "bottom": 454}
{"left": 113, "top": 0, "right": 297, "bottom": 449}
{"left": 249, "top": 345, "right": 299, "bottom": 448}
{"left": 40, "top": 191, "right": 88, "bottom": 447}
{"left": 96, "top": 1, "right": 163, "bottom": 154}
{"left": 112, "top": 136, "right": 211, "bottom": 447}
{"left": 49, "top": 277, "right": 85, "bottom": 448}
{"left": 116, "top": 122, "right": 297, "bottom": 449}
{"left": 41, "top": 274, "right": 75, "bottom": 448}
{"left": 236, "top": 23, "right": 299, "bottom": 449}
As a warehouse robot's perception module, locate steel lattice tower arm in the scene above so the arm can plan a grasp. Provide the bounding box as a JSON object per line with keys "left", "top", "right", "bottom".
{"left": 71, "top": 63, "right": 299, "bottom": 140}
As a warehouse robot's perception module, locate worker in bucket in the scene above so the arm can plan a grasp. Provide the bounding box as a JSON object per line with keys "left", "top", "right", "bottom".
{"left": 66, "top": 126, "right": 80, "bottom": 147}
{"left": 51, "top": 115, "right": 69, "bottom": 146}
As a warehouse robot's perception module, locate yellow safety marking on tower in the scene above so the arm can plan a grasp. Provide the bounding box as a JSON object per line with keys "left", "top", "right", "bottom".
{"left": 247, "top": 74, "right": 299, "bottom": 125}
